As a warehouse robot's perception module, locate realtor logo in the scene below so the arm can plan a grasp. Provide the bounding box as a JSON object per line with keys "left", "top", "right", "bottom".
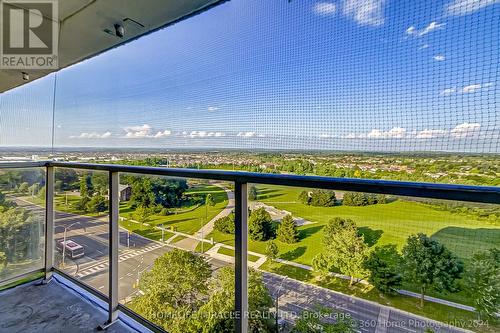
{"left": 1, "top": 0, "right": 58, "bottom": 69}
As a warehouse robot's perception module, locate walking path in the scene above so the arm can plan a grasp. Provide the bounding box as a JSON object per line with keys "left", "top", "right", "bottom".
{"left": 175, "top": 186, "right": 234, "bottom": 251}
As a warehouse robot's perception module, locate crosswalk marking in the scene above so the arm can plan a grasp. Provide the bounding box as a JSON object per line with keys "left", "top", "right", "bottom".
{"left": 75, "top": 243, "right": 164, "bottom": 278}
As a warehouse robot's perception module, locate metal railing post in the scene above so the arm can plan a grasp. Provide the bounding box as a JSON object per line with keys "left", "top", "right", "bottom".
{"left": 99, "top": 171, "right": 119, "bottom": 329}
{"left": 43, "top": 166, "right": 54, "bottom": 282}
{"left": 234, "top": 181, "right": 248, "bottom": 333}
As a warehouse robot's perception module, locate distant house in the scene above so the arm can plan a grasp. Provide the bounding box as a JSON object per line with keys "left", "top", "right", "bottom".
{"left": 119, "top": 185, "right": 132, "bottom": 201}
{"left": 106, "top": 184, "right": 131, "bottom": 201}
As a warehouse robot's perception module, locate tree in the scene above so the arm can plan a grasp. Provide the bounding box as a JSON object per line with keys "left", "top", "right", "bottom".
{"left": 195, "top": 267, "right": 274, "bottom": 332}
{"left": 298, "top": 190, "right": 310, "bottom": 205}
{"left": 151, "top": 178, "right": 188, "bottom": 208}
{"left": 248, "top": 185, "right": 258, "bottom": 201}
{"left": 86, "top": 194, "right": 108, "bottom": 213}
{"left": 130, "top": 178, "right": 156, "bottom": 208}
{"left": 342, "top": 192, "right": 386, "bottom": 206}
{"left": 214, "top": 212, "right": 235, "bottom": 234}
{"left": 55, "top": 168, "right": 78, "bottom": 190}
{"left": 322, "top": 218, "right": 369, "bottom": 286}
{"left": 133, "top": 205, "right": 151, "bottom": 224}
{"left": 0, "top": 251, "right": 7, "bottom": 272}
{"left": 55, "top": 180, "right": 64, "bottom": 193}
{"left": 402, "top": 233, "right": 464, "bottom": 307}
{"left": 28, "top": 183, "right": 39, "bottom": 197}
{"left": 277, "top": 214, "right": 299, "bottom": 243}
{"left": 18, "top": 182, "right": 29, "bottom": 193}
{"left": 364, "top": 245, "right": 403, "bottom": 295}
{"left": 309, "top": 189, "right": 336, "bottom": 207}
{"left": 131, "top": 250, "right": 212, "bottom": 332}
{"left": 312, "top": 253, "right": 331, "bottom": 278}
{"left": 266, "top": 240, "right": 279, "bottom": 261}
{"left": 0, "top": 207, "right": 41, "bottom": 263}
{"left": 464, "top": 248, "right": 500, "bottom": 320}
{"left": 291, "top": 306, "right": 357, "bottom": 333}
{"left": 79, "top": 173, "right": 93, "bottom": 198}
{"left": 0, "top": 190, "right": 6, "bottom": 207}
{"left": 249, "top": 207, "right": 274, "bottom": 241}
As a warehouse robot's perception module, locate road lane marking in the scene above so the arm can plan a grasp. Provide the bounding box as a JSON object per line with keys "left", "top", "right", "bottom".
{"left": 375, "top": 307, "right": 390, "bottom": 333}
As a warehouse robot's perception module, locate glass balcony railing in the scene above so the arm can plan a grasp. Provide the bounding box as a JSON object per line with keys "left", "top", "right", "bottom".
{"left": 0, "top": 161, "right": 498, "bottom": 333}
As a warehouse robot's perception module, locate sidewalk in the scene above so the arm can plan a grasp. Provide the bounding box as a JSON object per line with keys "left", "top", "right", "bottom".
{"left": 175, "top": 186, "right": 234, "bottom": 251}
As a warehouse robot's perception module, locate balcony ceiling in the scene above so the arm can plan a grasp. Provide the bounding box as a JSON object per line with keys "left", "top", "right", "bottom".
{"left": 0, "top": 0, "right": 221, "bottom": 93}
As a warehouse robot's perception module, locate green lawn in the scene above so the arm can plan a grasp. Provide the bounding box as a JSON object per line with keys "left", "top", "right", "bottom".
{"left": 244, "top": 185, "right": 500, "bottom": 265}
{"left": 206, "top": 184, "right": 500, "bottom": 316}
{"left": 120, "top": 184, "right": 228, "bottom": 234}
{"left": 217, "top": 247, "right": 261, "bottom": 262}
{"left": 26, "top": 185, "right": 228, "bottom": 236}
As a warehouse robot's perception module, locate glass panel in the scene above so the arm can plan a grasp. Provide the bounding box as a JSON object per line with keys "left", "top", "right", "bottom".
{"left": 117, "top": 174, "right": 261, "bottom": 331}
{"left": 0, "top": 167, "right": 46, "bottom": 283}
{"left": 232, "top": 183, "right": 499, "bottom": 333}
{"left": 53, "top": 168, "right": 109, "bottom": 296}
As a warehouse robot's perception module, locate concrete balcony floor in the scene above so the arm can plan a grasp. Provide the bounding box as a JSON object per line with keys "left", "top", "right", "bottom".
{"left": 0, "top": 276, "right": 140, "bottom": 333}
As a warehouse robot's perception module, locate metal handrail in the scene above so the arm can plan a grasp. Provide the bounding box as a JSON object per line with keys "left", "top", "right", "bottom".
{"left": 1, "top": 161, "right": 497, "bottom": 204}
{"left": 1, "top": 160, "right": 499, "bottom": 333}
{"left": 46, "top": 162, "right": 500, "bottom": 203}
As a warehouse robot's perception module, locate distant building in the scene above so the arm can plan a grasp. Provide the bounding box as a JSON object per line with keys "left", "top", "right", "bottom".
{"left": 119, "top": 185, "right": 132, "bottom": 201}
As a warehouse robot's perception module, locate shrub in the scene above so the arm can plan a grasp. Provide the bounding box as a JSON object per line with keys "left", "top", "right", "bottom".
{"left": 248, "top": 186, "right": 258, "bottom": 201}
{"left": 343, "top": 192, "right": 386, "bottom": 206}
{"left": 86, "top": 194, "right": 108, "bottom": 213}
{"left": 249, "top": 208, "right": 274, "bottom": 241}
{"left": 277, "top": 214, "right": 299, "bottom": 243}
{"left": 214, "top": 212, "right": 235, "bottom": 234}
{"left": 309, "top": 189, "right": 336, "bottom": 207}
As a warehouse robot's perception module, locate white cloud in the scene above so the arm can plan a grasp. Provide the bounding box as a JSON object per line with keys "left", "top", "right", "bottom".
{"left": 416, "top": 129, "right": 447, "bottom": 139}
{"left": 207, "top": 106, "right": 219, "bottom": 112}
{"left": 406, "top": 22, "right": 445, "bottom": 37}
{"left": 186, "top": 131, "right": 226, "bottom": 138}
{"left": 441, "top": 82, "right": 493, "bottom": 96}
{"left": 419, "top": 44, "right": 430, "bottom": 49}
{"left": 420, "top": 22, "right": 445, "bottom": 36}
{"left": 462, "top": 82, "right": 494, "bottom": 93}
{"left": 124, "top": 124, "right": 152, "bottom": 138}
{"left": 123, "top": 124, "right": 172, "bottom": 138}
{"left": 446, "top": 0, "right": 498, "bottom": 16}
{"left": 343, "top": 0, "right": 386, "bottom": 26}
{"left": 237, "top": 131, "right": 256, "bottom": 138}
{"left": 406, "top": 26, "right": 416, "bottom": 35}
{"left": 343, "top": 123, "right": 484, "bottom": 140}
{"left": 450, "top": 122, "right": 481, "bottom": 138}
{"left": 71, "top": 131, "right": 112, "bottom": 139}
{"left": 154, "top": 130, "right": 172, "bottom": 138}
{"left": 440, "top": 88, "right": 456, "bottom": 96}
{"left": 319, "top": 134, "right": 335, "bottom": 138}
{"left": 343, "top": 133, "right": 358, "bottom": 139}
{"left": 367, "top": 127, "right": 407, "bottom": 139}
{"left": 314, "top": 2, "right": 337, "bottom": 15}
{"left": 433, "top": 55, "right": 445, "bottom": 61}
{"left": 462, "top": 84, "right": 482, "bottom": 93}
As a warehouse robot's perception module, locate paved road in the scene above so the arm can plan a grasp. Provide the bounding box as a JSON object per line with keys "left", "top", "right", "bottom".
{"left": 12, "top": 196, "right": 472, "bottom": 333}
{"left": 175, "top": 184, "right": 234, "bottom": 251}
{"left": 263, "top": 273, "right": 470, "bottom": 333}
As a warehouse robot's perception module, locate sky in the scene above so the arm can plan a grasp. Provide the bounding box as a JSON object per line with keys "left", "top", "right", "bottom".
{"left": 0, "top": 0, "right": 499, "bottom": 152}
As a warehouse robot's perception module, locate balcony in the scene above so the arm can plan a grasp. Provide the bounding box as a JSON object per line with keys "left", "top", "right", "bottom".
{"left": 0, "top": 161, "right": 498, "bottom": 333}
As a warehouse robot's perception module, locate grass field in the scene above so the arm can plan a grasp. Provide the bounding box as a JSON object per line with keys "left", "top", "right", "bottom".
{"left": 206, "top": 184, "right": 500, "bottom": 312}
{"left": 119, "top": 184, "right": 228, "bottom": 234}
{"left": 26, "top": 184, "right": 228, "bottom": 236}
{"left": 209, "top": 185, "right": 499, "bottom": 265}
{"left": 217, "top": 247, "right": 261, "bottom": 262}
